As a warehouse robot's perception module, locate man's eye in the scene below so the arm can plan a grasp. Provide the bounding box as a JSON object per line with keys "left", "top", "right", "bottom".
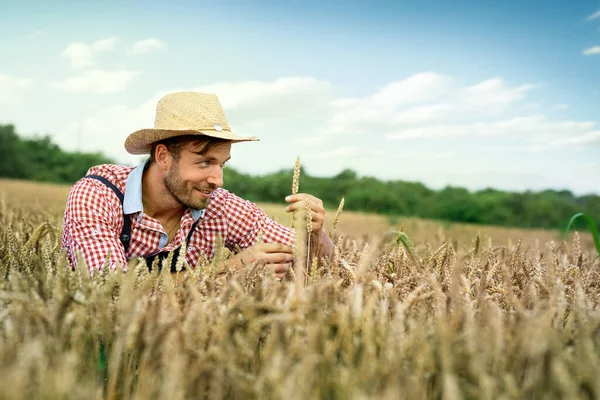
{"left": 198, "top": 161, "right": 210, "bottom": 167}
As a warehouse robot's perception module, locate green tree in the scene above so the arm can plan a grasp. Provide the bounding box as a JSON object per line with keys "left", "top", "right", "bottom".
{"left": 0, "top": 124, "right": 114, "bottom": 184}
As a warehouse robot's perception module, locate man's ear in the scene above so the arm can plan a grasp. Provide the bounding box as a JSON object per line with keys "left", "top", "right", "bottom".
{"left": 154, "top": 144, "right": 172, "bottom": 170}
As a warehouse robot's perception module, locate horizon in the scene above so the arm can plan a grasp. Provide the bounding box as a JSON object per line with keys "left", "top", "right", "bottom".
{"left": 1, "top": 0, "right": 599, "bottom": 196}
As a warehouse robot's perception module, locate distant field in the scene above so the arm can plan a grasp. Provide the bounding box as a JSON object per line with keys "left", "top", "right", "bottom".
{"left": 0, "top": 178, "right": 594, "bottom": 253}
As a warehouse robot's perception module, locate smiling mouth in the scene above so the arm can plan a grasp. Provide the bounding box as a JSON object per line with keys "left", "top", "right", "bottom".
{"left": 196, "top": 188, "right": 213, "bottom": 196}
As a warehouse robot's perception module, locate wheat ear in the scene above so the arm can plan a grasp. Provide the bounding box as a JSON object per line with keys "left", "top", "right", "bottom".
{"left": 332, "top": 197, "right": 344, "bottom": 238}
{"left": 328, "top": 197, "right": 345, "bottom": 268}
{"left": 290, "top": 156, "right": 301, "bottom": 228}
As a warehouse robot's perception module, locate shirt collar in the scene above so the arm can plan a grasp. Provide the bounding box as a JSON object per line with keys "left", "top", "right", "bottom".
{"left": 123, "top": 159, "right": 205, "bottom": 221}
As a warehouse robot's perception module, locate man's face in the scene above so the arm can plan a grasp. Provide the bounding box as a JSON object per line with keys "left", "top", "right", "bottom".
{"left": 163, "top": 140, "right": 232, "bottom": 210}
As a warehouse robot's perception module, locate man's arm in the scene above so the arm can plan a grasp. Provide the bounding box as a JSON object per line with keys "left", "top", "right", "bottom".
{"left": 62, "top": 179, "right": 128, "bottom": 273}
{"left": 216, "top": 192, "right": 296, "bottom": 278}
{"left": 221, "top": 191, "right": 334, "bottom": 278}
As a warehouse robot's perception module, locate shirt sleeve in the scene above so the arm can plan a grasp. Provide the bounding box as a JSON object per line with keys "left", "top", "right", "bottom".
{"left": 61, "top": 178, "right": 127, "bottom": 272}
{"left": 223, "top": 192, "right": 295, "bottom": 250}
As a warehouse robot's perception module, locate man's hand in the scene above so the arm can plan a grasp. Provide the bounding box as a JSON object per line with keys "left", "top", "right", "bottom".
{"left": 227, "top": 243, "right": 294, "bottom": 280}
{"left": 284, "top": 193, "right": 334, "bottom": 262}
{"left": 285, "top": 193, "right": 325, "bottom": 233}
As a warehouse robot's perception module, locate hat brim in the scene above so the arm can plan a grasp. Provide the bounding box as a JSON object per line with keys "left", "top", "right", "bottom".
{"left": 125, "top": 128, "right": 260, "bottom": 155}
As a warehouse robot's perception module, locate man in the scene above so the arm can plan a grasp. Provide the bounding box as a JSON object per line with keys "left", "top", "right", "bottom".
{"left": 61, "top": 91, "right": 333, "bottom": 279}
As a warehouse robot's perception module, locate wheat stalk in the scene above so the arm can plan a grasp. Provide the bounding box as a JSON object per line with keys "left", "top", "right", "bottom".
{"left": 305, "top": 198, "right": 313, "bottom": 276}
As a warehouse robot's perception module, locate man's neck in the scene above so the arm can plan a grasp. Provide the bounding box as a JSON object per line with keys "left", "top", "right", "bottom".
{"left": 141, "top": 163, "right": 185, "bottom": 222}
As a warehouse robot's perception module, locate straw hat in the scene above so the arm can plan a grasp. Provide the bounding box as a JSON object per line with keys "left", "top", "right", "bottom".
{"left": 125, "top": 91, "right": 259, "bottom": 154}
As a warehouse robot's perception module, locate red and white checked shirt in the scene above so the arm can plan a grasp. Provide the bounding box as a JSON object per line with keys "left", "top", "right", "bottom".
{"left": 61, "top": 162, "right": 294, "bottom": 272}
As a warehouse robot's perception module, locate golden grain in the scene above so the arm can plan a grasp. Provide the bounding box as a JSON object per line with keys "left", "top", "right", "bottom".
{"left": 1, "top": 181, "right": 600, "bottom": 399}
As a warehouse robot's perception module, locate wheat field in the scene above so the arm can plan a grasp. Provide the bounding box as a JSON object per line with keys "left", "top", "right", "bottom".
{"left": 1, "top": 178, "right": 599, "bottom": 399}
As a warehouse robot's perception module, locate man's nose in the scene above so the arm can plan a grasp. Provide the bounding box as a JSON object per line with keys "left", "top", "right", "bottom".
{"left": 207, "top": 165, "right": 223, "bottom": 187}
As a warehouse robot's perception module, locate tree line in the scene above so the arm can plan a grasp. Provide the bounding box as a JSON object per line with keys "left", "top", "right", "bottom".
{"left": 223, "top": 167, "right": 599, "bottom": 231}
{"left": 1, "top": 124, "right": 598, "bottom": 231}
{"left": 0, "top": 124, "right": 113, "bottom": 183}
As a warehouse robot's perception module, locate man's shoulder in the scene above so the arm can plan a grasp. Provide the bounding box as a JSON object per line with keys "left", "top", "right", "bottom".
{"left": 68, "top": 163, "right": 136, "bottom": 199}
{"left": 84, "top": 164, "right": 136, "bottom": 185}
{"left": 64, "top": 164, "right": 135, "bottom": 215}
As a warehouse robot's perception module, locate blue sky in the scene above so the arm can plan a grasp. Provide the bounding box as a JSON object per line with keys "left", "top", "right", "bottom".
{"left": 1, "top": 0, "right": 599, "bottom": 195}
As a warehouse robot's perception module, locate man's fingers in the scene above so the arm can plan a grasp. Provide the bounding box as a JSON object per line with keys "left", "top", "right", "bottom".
{"left": 256, "top": 243, "right": 294, "bottom": 253}
{"left": 271, "top": 263, "right": 291, "bottom": 280}
{"left": 286, "top": 198, "right": 325, "bottom": 215}
{"left": 271, "top": 263, "right": 291, "bottom": 274}
{"left": 275, "top": 271, "right": 287, "bottom": 280}
{"left": 285, "top": 202, "right": 304, "bottom": 213}
{"left": 288, "top": 200, "right": 325, "bottom": 231}
{"left": 286, "top": 200, "right": 320, "bottom": 213}
{"left": 285, "top": 193, "right": 308, "bottom": 203}
{"left": 286, "top": 193, "right": 322, "bottom": 205}
{"left": 263, "top": 252, "right": 294, "bottom": 264}
{"left": 310, "top": 203, "right": 325, "bottom": 217}
{"left": 312, "top": 213, "right": 324, "bottom": 225}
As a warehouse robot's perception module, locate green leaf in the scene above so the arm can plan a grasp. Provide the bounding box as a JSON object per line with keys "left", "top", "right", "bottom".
{"left": 395, "top": 231, "right": 415, "bottom": 256}
{"left": 565, "top": 212, "right": 600, "bottom": 258}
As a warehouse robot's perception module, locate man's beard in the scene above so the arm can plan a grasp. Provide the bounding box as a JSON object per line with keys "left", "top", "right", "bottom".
{"left": 163, "top": 163, "right": 215, "bottom": 210}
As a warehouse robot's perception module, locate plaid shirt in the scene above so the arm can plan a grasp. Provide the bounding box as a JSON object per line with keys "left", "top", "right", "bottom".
{"left": 61, "top": 162, "right": 294, "bottom": 272}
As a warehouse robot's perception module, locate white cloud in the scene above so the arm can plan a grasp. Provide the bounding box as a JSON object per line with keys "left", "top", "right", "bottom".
{"left": 587, "top": 10, "right": 600, "bottom": 21}
{"left": 323, "top": 73, "right": 535, "bottom": 136}
{"left": 385, "top": 115, "right": 596, "bottom": 143}
{"left": 306, "top": 147, "right": 360, "bottom": 160}
{"left": 288, "top": 135, "right": 327, "bottom": 147}
{"left": 434, "top": 152, "right": 453, "bottom": 159}
{"left": 583, "top": 46, "right": 600, "bottom": 56}
{"left": 462, "top": 78, "right": 534, "bottom": 108}
{"left": 58, "top": 77, "right": 333, "bottom": 165}
{"left": 325, "top": 73, "right": 455, "bottom": 134}
{"left": 542, "top": 131, "right": 600, "bottom": 148}
{"left": 368, "top": 72, "right": 455, "bottom": 108}
{"left": 67, "top": 74, "right": 595, "bottom": 153}
{"left": 69, "top": 103, "right": 154, "bottom": 162}
{"left": 62, "top": 37, "right": 119, "bottom": 70}
{"left": 52, "top": 74, "right": 599, "bottom": 195}
{"left": 315, "top": 73, "right": 598, "bottom": 152}
{"left": 196, "top": 77, "right": 332, "bottom": 110}
{"left": 0, "top": 74, "right": 35, "bottom": 105}
{"left": 130, "top": 38, "right": 166, "bottom": 54}
{"left": 53, "top": 69, "right": 141, "bottom": 94}
{"left": 193, "top": 77, "right": 334, "bottom": 130}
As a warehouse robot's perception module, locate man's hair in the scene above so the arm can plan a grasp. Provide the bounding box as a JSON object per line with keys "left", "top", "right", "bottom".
{"left": 149, "top": 135, "right": 230, "bottom": 164}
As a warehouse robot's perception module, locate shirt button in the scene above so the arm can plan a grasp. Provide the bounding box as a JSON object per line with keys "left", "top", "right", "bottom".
{"left": 188, "top": 245, "right": 195, "bottom": 250}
